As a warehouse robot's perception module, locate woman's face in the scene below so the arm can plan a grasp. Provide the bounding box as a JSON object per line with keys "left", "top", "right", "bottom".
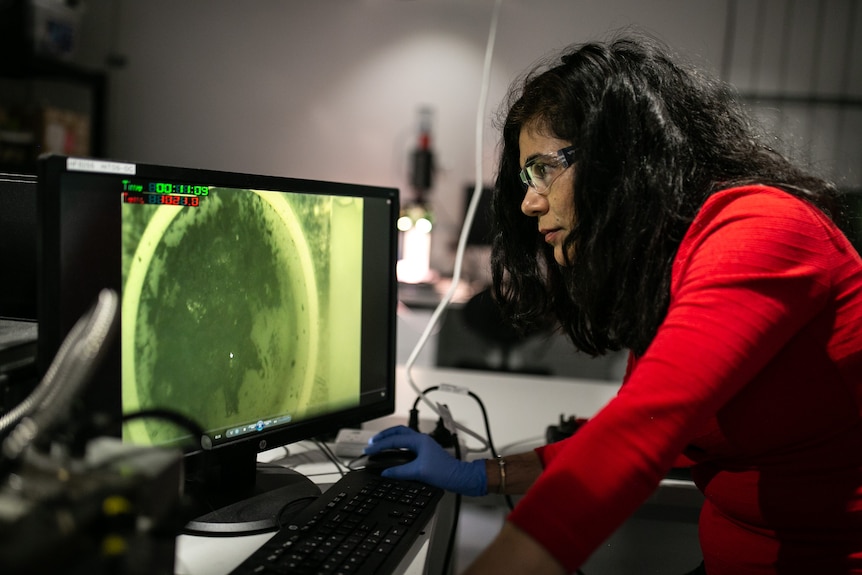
{"left": 518, "top": 124, "right": 576, "bottom": 266}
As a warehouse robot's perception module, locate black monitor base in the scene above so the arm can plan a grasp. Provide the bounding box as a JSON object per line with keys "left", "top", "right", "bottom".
{"left": 183, "top": 465, "right": 322, "bottom": 536}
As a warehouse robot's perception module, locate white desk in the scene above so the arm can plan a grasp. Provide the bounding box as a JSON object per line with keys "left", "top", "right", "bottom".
{"left": 176, "top": 511, "right": 437, "bottom": 575}
{"left": 173, "top": 366, "right": 611, "bottom": 575}
{"left": 174, "top": 365, "right": 701, "bottom": 574}
{"left": 376, "top": 365, "right": 621, "bottom": 452}
{"left": 381, "top": 366, "right": 703, "bottom": 572}
{"left": 174, "top": 451, "right": 439, "bottom": 575}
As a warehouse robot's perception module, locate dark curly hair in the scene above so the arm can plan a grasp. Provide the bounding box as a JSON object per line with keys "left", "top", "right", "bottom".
{"left": 490, "top": 34, "right": 838, "bottom": 357}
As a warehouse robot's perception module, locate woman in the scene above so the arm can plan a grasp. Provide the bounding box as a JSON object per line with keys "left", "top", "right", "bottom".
{"left": 366, "top": 35, "right": 862, "bottom": 574}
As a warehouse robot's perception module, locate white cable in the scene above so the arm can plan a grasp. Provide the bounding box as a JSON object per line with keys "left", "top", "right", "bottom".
{"left": 404, "top": 0, "right": 503, "bottom": 450}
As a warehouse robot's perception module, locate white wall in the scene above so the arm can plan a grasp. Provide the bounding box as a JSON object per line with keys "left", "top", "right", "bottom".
{"left": 75, "top": 0, "right": 861, "bottom": 273}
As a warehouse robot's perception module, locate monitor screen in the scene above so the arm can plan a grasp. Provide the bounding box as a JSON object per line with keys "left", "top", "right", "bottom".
{"left": 463, "top": 183, "right": 494, "bottom": 246}
{"left": 37, "top": 155, "right": 399, "bottom": 533}
{"left": 0, "top": 173, "right": 38, "bottom": 321}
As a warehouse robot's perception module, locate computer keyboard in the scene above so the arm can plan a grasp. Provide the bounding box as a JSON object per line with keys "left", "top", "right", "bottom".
{"left": 228, "top": 469, "right": 444, "bottom": 575}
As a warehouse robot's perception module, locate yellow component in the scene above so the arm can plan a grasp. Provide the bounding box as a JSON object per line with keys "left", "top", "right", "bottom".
{"left": 102, "top": 495, "right": 133, "bottom": 516}
{"left": 102, "top": 534, "right": 128, "bottom": 556}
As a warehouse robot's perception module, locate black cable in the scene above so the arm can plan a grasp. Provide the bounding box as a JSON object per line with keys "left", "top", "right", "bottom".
{"left": 413, "top": 385, "right": 589, "bottom": 575}
{"left": 441, "top": 432, "right": 462, "bottom": 575}
{"left": 411, "top": 385, "right": 497, "bottom": 453}
{"left": 412, "top": 385, "right": 514, "bottom": 509}
{"left": 120, "top": 407, "right": 217, "bottom": 518}
{"left": 410, "top": 387, "right": 464, "bottom": 573}
{"left": 274, "top": 494, "right": 320, "bottom": 531}
{"left": 312, "top": 438, "right": 348, "bottom": 477}
{"left": 412, "top": 385, "right": 514, "bottom": 574}
{"left": 269, "top": 440, "right": 349, "bottom": 531}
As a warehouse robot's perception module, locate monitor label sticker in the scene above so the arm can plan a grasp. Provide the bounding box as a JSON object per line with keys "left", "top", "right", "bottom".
{"left": 67, "top": 157, "right": 137, "bottom": 175}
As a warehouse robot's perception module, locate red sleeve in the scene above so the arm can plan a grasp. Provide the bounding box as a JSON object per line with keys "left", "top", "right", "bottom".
{"left": 509, "top": 187, "right": 837, "bottom": 572}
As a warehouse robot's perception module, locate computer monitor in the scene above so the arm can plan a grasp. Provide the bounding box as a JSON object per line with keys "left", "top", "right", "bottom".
{"left": 0, "top": 173, "right": 38, "bottom": 321}
{"left": 36, "top": 155, "right": 399, "bottom": 534}
{"left": 463, "top": 183, "right": 494, "bottom": 246}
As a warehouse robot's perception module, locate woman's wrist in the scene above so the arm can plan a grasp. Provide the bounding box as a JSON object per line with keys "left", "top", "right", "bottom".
{"left": 485, "top": 456, "right": 507, "bottom": 494}
{"left": 483, "top": 451, "right": 543, "bottom": 495}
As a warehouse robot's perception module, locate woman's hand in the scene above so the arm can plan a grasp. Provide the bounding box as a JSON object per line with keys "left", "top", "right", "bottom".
{"left": 364, "top": 425, "right": 488, "bottom": 496}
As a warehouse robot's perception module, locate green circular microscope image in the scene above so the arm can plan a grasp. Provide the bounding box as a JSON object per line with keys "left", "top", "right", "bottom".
{"left": 122, "top": 189, "right": 320, "bottom": 446}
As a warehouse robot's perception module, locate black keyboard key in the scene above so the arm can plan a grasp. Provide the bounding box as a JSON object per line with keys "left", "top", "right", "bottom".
{"left": 229, "top": 470, "right": 443, "bottom": 575}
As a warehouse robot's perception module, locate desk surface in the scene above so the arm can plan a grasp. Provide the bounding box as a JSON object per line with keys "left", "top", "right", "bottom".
{"left": 174, "top": 454, "right": 437, "bottom": 575}
{"left": 174, "top": 366, "right": 615, "bottom": 575}
{"left": 174, "top": 366, "right": 699, "bottom": 575}
{"left": 381, "top": 364, "right": 621, "bottom": 454}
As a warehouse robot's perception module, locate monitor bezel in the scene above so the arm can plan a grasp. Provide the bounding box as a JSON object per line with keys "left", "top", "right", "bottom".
{"left": 36, "top": 154, "right": 399, "bottom": 464}
{"left": 0, "top": 172, "right": 39, "bottom": 322}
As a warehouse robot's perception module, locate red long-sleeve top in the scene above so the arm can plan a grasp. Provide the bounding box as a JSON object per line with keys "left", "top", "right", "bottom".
{"left": 508, "top": 186, "right": 862, "bottom": 574}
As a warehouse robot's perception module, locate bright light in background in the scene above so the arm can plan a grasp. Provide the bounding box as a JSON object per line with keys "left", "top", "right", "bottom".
{"left": 397, "top": 204, "right": 434, "bottom": 283}
{"left": 414, "top": 217, "right": 432, "bottom": 234}
{"left": 397, "top": 215, "right": 413, "bottom": 231}
{"left": 305, "top": 30, "right": 502, "bottom": 282}
{"left": 397, "top": 226, "right": 432, "bottom": 284}
{"left": 397, "top": 214, "right": 433, "bottom": 234}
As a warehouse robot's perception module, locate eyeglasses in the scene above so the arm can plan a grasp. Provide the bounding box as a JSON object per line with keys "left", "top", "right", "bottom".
{"left": 518, "top": 146, "right": 577, "bottom": 195}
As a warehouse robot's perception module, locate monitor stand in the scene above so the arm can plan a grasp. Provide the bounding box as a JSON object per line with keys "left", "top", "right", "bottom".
{"left": 183, "top": 457, "right": 323, "bottom": 536}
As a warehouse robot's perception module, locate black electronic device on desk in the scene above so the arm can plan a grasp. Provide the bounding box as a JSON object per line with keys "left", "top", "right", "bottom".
{"left": 0, "top": 319, "right": 38, "bottom": 408}
{"left": 0, "top": 172, "right": 40, "bottom": 419}
{"left": 1, "top": 289, "right": 184, "bottom": 575}
{"left": 227, "top": 469, "right": 443, "bottom": 575}
{"left": 36, "top": 155, "right": 402, "bottom": 536}
{"left": 0, "top": 172, "right": 38, "bottom": 323}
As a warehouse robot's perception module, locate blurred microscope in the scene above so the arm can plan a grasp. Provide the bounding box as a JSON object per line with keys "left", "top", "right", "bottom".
{"left": 0, "top": 290, "right": 184, "bottom": 574}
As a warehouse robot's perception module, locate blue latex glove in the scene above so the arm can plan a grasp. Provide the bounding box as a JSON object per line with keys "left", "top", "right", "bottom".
{"left": 364, "top": 425, "right": 488, "bottom": 497}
